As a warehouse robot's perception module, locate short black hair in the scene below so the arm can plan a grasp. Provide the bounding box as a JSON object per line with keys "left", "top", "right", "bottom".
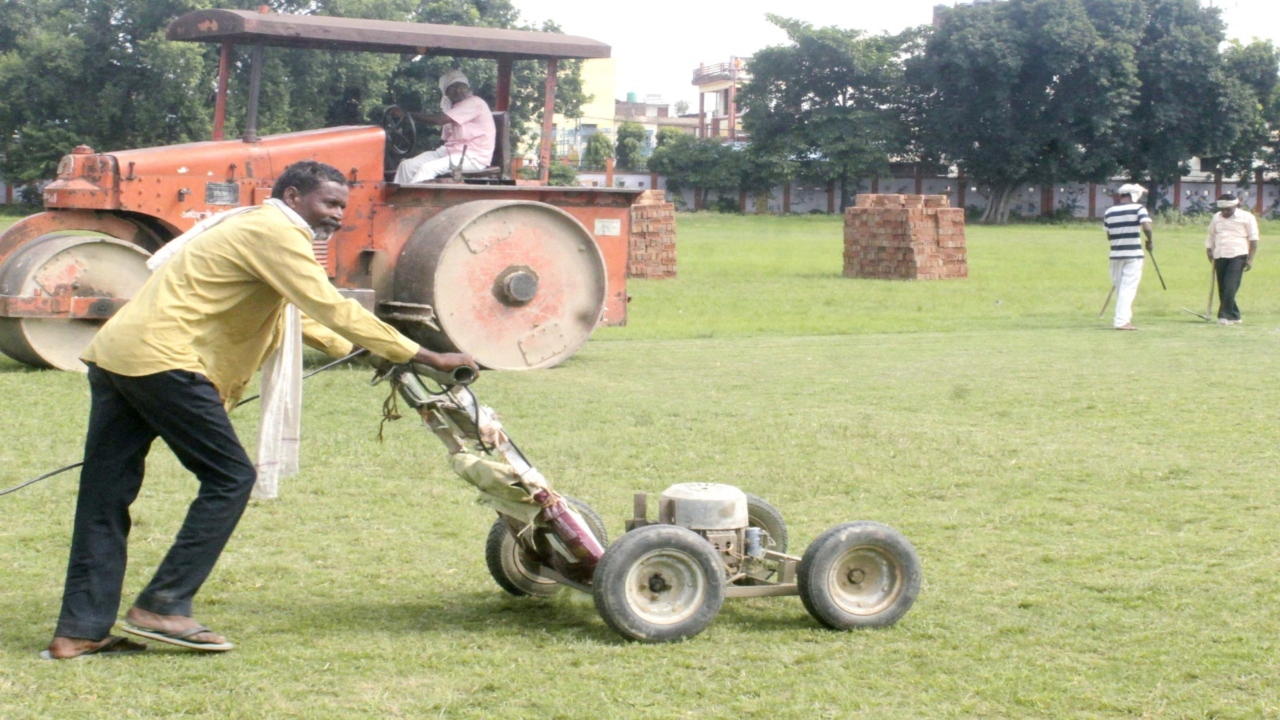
{"left": 271, "top": 161, "right": 348, "bottom": 199}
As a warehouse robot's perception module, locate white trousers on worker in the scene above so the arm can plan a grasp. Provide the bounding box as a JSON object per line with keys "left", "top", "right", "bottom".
{"left": 394, "top": 146, "right": 488, "bottom": 184}
{"left": 1109, "top": 257, "right": 1144, "bottom": 327}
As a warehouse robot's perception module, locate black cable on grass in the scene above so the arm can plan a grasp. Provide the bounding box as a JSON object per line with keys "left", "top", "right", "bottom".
{"left": 236, "top": 348, "right": 367, "bottom": 408}
{"left": 3, "top": 348, "right": 369, "bottom": 498}
{"left": 0, "top": 462, "right": 83, "bottom": 498}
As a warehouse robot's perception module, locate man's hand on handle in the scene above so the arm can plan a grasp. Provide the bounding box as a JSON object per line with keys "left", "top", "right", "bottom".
{"left": 413, "top": 348, "right": 479, "bottom": 373}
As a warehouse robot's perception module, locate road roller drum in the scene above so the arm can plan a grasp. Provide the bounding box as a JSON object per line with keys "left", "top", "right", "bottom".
{"left": 0, "top": 235, "right": 151, "bottom": 372}
{"left": 391, "top": 200, "right": 607, "bottom": 370}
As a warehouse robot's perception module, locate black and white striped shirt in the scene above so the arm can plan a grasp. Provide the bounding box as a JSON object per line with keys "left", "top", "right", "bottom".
{"left": 1103, "top": 202, "right": 1151, "bottom": 260}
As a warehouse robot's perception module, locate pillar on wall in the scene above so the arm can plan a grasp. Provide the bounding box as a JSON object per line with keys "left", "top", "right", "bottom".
{"left": 957, "top": 169, "right": 966, "bottom": 210}
{"left": 650, "top": 172, "right": 659, "bottom": 191}
{"left": 698, "top": 93, "right": 705, "bottom": 139}
{"left": 1214, "top": 169, "right": 1223, "bottom": 199}
{"left": 739, "top": 189, "right": 747, "bottom": 214}
{"left": 827, "top": 181, "right": 836, "bottom": 214}
{"left": 783, "top": 183, "right": 791, "bottom": 214}
{"left": 1257, "top": 170, "right": 1265, "bottom": 213}
{"left": 1174, "top": 178, "right": 1182, "bottom": 210}
{"left": 1040, "top": 186, "right": 1054, "bottom": 218}
{"left": 871, "top": 177, "right": 880, "bottom": 193}
{"left": 1088, "top": 183, "right": 1097, "bottom": 218}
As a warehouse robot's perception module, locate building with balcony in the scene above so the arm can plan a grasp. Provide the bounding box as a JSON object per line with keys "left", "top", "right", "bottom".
{"left": 692, "top": 57, "right": 747, "bottom": 140}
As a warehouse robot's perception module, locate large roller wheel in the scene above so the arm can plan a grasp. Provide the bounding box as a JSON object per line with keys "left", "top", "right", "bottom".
{"left": 0, "top": 235, "right": 151, "bottom": 371}
{"left": 797, "top": 521, "right": 921, "bottom": 630}
{"left": 592, "top": 525, "right": 725, "bottom": 643}
{"left": 392, "top": 201, "right": 606, "bottom": 370}
{"left": 485, "top": 496, "right": 609, "bottom": 598}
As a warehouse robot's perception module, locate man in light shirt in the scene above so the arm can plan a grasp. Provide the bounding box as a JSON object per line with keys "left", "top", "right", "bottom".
{"left": 393, "top": 69, "right": 496, "bottom": 184}
{"left": 1205, "top": 193, "right": 1259, "bottom": 325}
{"left": 45, "top": 161, "right": 476, "bottom": 660}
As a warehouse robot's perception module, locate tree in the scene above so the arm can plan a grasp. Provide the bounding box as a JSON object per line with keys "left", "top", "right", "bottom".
{"left": 673, "top": 100, "right": 690, "bottom": 116}
{"left": 646, "top": 130, "right": 740, "bottom": 210}
{"left": 907, "top": 0, "right": 1139, "bottom": 222}
{"left": 737, "top": 15, "right": 912, "bottom": 212}
{"left": 1100, "top": 0, "right": 1260, "bottom": 201}
{"left": 614, "top": 121, "right": 646, "bottom": 171}
{"left": 582, "top": 131, "right": 613, "bottom": 170}
{"left": 0, "top": 0, "right": 212, "bottom": 184}
{"left": 1214, "top": 39, "right": 1280, "bottom": 184}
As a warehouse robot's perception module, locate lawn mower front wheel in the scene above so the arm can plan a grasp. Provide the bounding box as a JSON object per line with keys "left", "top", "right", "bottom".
{"left": 593, "top": 525, "right": 725, "bottom": 643}
{"left": 797, "top": 521, "right": 921, "bottom": 629}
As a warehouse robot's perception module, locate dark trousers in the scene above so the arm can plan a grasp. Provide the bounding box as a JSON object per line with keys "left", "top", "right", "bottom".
{"left": 1215, "top": 255, "right": 1248, "bottom": 321}
{"left": 55, "top": 364, "right": 256, "bottom": 640}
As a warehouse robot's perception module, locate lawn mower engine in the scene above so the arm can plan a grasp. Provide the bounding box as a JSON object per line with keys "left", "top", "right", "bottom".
{"left": 655, "top": 483, "right": 763, "bottom": 576}
{"left": 378, "top": 363, "right": 922, "bottom": 644}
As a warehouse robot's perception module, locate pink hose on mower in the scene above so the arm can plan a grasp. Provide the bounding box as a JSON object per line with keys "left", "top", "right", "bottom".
{"left": 534, "top": 490, "right": 605, "bottom": 568}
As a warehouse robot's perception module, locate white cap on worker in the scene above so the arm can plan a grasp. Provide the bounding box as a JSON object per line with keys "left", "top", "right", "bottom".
{"left": 1217, "top": 195, "right": 1240, "bottom": 209}
{"left": 1117, "top": 183, "right": 1146, "bottom": 201}
{"left": 439, "top": 69, "right": 469, "bottom": 93}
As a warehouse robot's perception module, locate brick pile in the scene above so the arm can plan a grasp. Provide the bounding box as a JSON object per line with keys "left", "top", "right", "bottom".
{"left": 843, "top": 194, "right": 968, "bottom": 280}
{"left": 628, "top": 190, "right": 677, "bottom": 279}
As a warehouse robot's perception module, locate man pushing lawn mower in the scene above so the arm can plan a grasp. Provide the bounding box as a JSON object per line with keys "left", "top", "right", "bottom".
{"left": 44, "top": 161, "right": 476, "bottom": 660}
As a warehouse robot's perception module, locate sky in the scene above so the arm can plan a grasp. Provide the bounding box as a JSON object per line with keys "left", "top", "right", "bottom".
{"left": 511, "top": 0, "right": 1280, "bottom": 112}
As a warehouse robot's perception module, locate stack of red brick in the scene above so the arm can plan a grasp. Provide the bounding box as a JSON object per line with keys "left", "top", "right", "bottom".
{"left": 628, "top": 190, "right": 677, "bottom": 279}
{"left": 843, "top": 194, "right": 968, "bottom": 280}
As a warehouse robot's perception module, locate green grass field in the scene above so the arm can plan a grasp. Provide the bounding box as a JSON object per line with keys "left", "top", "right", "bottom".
{"left": 3, "top": 213, "right": 1279, "bottom": 718}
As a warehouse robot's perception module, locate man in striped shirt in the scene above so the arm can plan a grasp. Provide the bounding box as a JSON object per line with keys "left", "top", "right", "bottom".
{"left": 1102, "top": 183, "right": 1154, "bottom": 330}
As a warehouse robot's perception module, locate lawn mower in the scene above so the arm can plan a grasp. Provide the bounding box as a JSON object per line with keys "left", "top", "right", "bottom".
{"left": 377, "top": 363, "right": 922, "bottom": 643}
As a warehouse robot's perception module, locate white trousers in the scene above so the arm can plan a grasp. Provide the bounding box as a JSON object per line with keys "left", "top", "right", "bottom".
{"left": 1109, "top": 257, "right": 1144, "bottom": 327}
{"left": 394, "top": 146, "right": 488, "bottom": 184}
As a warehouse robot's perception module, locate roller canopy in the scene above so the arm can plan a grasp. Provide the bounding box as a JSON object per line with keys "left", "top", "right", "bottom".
{"left": 166, "top": 9, "right": 611, "bottom": 60}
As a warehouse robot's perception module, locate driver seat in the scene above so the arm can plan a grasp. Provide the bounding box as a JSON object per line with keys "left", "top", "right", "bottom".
{"left": 461, "top": 112, "right": 511, "bottom": 183}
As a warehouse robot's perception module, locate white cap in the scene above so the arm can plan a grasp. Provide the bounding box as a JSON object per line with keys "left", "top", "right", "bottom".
{"left": 1217, "top": 197, "right": 1240, "bottom": 209}
{"left": 1116, "top": 183, "right": 1146, "bottom": 201}
{"left": 439, "top": 69, "right": 469, "bottom": 93}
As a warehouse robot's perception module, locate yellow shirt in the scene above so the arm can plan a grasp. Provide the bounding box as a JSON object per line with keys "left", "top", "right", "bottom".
{"left": 82, "top": 204, "right": 419, "bottom": 407}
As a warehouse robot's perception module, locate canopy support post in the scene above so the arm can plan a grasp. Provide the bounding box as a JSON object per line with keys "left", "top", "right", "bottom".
{"left": 495, "top": 57, "right": 512, "bottom": 111}
{"left": 538, "top": 58, "right": 558, "bottom": 184}
{"left": 213, "top": 39, "right": 231, "bottom": 141}
{"left": 243, "top": 43, "right": 265, "bottom": 143}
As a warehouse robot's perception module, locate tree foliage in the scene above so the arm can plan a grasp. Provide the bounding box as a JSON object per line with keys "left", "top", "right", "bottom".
{"left": 738, "top": 15, "right": 911, "bottom": 211}
{"left": 0, "top": 0, "right": 587, "bottom": 183}
{"left": 647, "top": 128, "right": 793, "bottom": 211}
{"left": 908, "top": 0, "right": 1278, "bottom": 221}
{"left": 582, "top": 131, "right": 613, "bottom": 170}
{"left": 907, "top": 0, "right": 1139, "bottom": 222}
{"left": 1105, "top": 0, "right": 1260, "bottom": 195}
{"left": 613, "top": 121, "right": 646, "bottom": 171}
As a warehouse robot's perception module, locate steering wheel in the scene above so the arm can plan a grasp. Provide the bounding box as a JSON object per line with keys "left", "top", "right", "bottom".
{"left": 381, "top": 105, "right": 417, "bottom": 159}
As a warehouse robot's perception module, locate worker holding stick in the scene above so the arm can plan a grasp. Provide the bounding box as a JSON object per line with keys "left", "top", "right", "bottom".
{"left": 1205, "top": 193, "right": 1259, "bottom": 325}
{"left": 1102, "top": 184, "right": 1154, "bottom": 331}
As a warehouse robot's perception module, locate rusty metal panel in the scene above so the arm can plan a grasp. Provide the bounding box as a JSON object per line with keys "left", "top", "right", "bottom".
{"left": 0, "top": 295, "right": 129, "bottom": 319}
{"left": 167, "top": 9, "right": 611, "bottom": 60}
